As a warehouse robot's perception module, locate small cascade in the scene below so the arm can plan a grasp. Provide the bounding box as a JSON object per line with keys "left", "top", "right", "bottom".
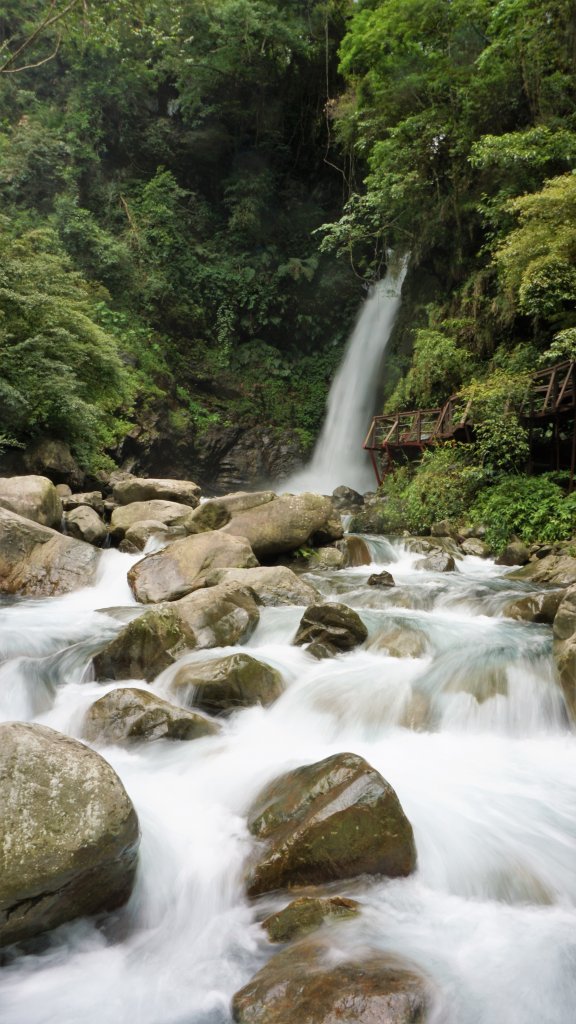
{"left": 285, "top": 258, "right": 408, "bottom": 494}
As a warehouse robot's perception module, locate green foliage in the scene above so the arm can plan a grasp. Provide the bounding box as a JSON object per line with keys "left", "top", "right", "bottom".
{"left": 377, "top": 445, "right": 486, "bottom": 535}
{"left": 459, "top": 369, "right": 531, "bottom": 473}
{"left": 471, "top": 475, "right": 576, "bottom": 551}
{"left": 385, "top": 325, "right": 473, "bottom": 411}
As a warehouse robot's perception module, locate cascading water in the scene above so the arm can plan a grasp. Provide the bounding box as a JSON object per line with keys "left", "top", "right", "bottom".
{"left": 286, "top": 258, "right": 408, "bottom": 495}
{"left": 0, "top": 540, "right": 575, "bottom": 1024}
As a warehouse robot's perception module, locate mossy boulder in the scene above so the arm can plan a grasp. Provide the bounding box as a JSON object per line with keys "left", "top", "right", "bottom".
{"left": 0, "top": 722, "right": 139, "bottom": 947}
{"left": 93, "top": 584, "right": 260, "bottom": 682}
{"left": 293, "top": 602, "right": 368, "bottom": 659}
{"left": 83, "top": 687, "right": 220, "bottom": 743}
{"left": 232, "top": 939, "right": 430, "bottom": 1024}
{"left": 262, "top": 896, "right": 360, "bottom": 943}
{"left": 171, "top": 653, "right": 283, "bottom": 714}
{"left": 128, "top": 531, "right": 258, "bottom": 603}
{"left": 245, "top": 752, "right": 417, "bottom": 896}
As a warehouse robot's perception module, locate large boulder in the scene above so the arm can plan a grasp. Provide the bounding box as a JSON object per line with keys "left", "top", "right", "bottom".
{"left": 512, "top": 551, "right": 576, "bottom": 587}
{"left": 128, "top": 531, "right": 258, "bottom": 603}
{"left": 110, "top": 500, "right": 198, "bottom": 542}
{"left": 293, "top": 602, "right": 368, "bottom": 659}
{"left": 414, "top": 550, "right": 456, "bottom": 573}
{"left": 186, "top": 491, "right": 277, "bottom": 533}
{"left": 0, "top": 475, "right": 62, "bottom": 528}
{"left": 23, "top": 438, "right": 84, "bottom": 489}
{"left": 195, "top": 566, "right": 319, "bottom": 607}
{"left": 171, "top": 653, "right": 283, "bottom": 714}
{"left": 82, "top": 687, "right": 220, "bottom": 743}
{"left": 337, "top": 535, "right": 372, "bottom": 567}
{"left": 64, "top": 506, "right": 108, "bottom": 547}
{"left": 0, "top": 507, "right": 100, "bottom": 597}
{"left": 94, "top": 584, "right": 260, "bottom": 682}
{"left": 262, "top": 896, "right": 360, "bottom": 944}
{"left": 245, "top": 752, "right": 417, "bottom": 896}
{"left": 221, "top": 492, "right": 343, "bottom": 558}
{"left": 232, "top": 939, "right": 430, "bottom": 1024}
{"left": 112, "top": 476, "right": 201, "bottom": 507}
{"left": 496, "top": 540, "right": 530, "bottom": 567}
{"left": 119, "top": 519, "right": 178, "bottom": 553}
{"left": 461, "top": 538, "right": 491, "bottom": 558}
{"left": 0, "top": 722, "right": 139, "bottom": 947}
{"left": 502, "top": 591, "right": 564, "bottom": 624}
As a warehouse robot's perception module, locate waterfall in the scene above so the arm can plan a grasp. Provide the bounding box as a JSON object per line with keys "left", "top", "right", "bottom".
{"left": 286, "top": 258, "right": 408, "bottom": 495}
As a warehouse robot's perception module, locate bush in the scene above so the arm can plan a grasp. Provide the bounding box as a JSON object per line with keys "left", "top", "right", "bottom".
{"left": 377, "top": 445, "right": 485, "bottom": 534}
{"left": 471, "top": 474, "right": 576, "bottom": 551}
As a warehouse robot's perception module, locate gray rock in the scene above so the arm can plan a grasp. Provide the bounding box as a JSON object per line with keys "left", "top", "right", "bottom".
{"left": 0, "top": 506, "right": 100, "bottom": 597}
{"left": 64, "top": 506, "right": 108, "bottom": 546}
{"left": 0, "top": 722, "right": 139, "bottom": 947}
{"left": 110, "top": 500, "right": 198, "bottom": 542}
{"left": 128, "top": 531, "right": 258, "bottom": 603}
{"left": 119, "top": 519, "right": 181, "bottom": 553}
{"left": 431, "top": 519, "right": 460, "bottom": 539}
{"left": 0, "top": 475, "right": 62, "bottom": 528}
{"left": 23, "top": 438, "right": 84, "bottom": 490}
{"left": 171, "top": 653, "right": 283, "bottom": 714}
{"left": 461, "top": 538, "right": 491, "bottom": 558}
{"left": 246, "top": 752, "right": 417, "bottom": 896}
{"left": 83, "top": 687, "right": 219, "bottom": 743}
{"left": 331, "top": 485, "right": 364, "bottom": 509}
{"left": 368, "top": 570, "right": 395, "bottom": 587}
{"left": 113, "top": 476, "right": 201, "bottom": 507}
{"left": 62, "top": 491, "right": 105, "bottom": 516}
{"left": 512, "top": 551, "right": 576, "bottom": 587}
{"left": 414, "top": 551, "right": 456, "bottom": 573}
{"left": 194, "top": 566, "right": 319, "bottom": 607}
{"left": 496, "top": 541, "right": 530, "bottom": 567}
{"left": 186, "top": 491, "right": 276, "bottom": 533}
{"left": 293, "top": 602, "right": 368, "bottom": 658}
{"left": 502, "top": 591, "right": 563, "bottom": 624}
{"left": 367, "top": 625, "right": 427, "bottom": 658}
{"left": 222, "top": 492, "right": 343, "bottom": 558}
{"left": 308, "top": 546, "right": 345, "bottom": 570}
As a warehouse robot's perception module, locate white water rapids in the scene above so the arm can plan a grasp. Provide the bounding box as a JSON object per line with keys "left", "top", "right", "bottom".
{"left": 0, "top": 539, "right": 575, "bottom": 1023}
{"left": 286, "top": 260, "right": 408, "bottom": 495}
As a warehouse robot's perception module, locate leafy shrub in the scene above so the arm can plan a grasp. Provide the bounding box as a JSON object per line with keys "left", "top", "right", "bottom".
{"left": 471, "top": 475, "right": 576, "bottom": 551}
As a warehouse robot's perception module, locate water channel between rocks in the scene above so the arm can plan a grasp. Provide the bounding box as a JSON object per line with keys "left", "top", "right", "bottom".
{"left": 0, "top": 534, "right": 575, "bottom": 1024}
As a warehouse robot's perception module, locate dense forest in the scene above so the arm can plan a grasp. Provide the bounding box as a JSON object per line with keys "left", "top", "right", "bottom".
{"left": 1, "top": 0, "right": 576, "bottom": 537}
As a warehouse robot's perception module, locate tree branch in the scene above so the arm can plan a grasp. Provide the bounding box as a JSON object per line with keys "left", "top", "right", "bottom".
{"left": 0, "top": 0, "right": 81, "bottom": 74}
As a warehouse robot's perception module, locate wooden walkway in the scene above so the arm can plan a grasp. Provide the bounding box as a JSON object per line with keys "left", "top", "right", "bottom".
{"left": 363, "top": 360, "right": 576, "bottom": 485}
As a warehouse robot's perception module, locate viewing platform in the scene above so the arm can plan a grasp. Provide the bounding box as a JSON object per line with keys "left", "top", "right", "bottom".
{"left": 364, "top": 360, "right": 576, "bottom": 486}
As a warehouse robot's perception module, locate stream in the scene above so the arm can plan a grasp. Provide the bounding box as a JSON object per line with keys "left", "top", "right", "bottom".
{"left": 0, "top": 535, "right": 575, "bottom": 1023}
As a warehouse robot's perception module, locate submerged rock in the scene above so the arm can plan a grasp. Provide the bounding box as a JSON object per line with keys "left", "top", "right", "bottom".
{"left": 0, "top": 506, "right": 100, "bottom": 597}
{"left": 94, "top": 584, "right": 260, "bottom": 681}
{"left": 0, "top": 474, "right": 62, "bottom": 528}
{"left": 293, "top": 602, "right": 368, "bottom": 658}
{"left": 367, "top": 625, "right": 427, "bottom": 658}
{"left": 262, "top": 896, "right": 360, "bottom": 943}
{"left": 0, "top": 722, "right": 139, "bottom": 947}
{"left": 245, "top": 752, "right": 417, "bottom": 896}
{"left": 502, "top": 591, "right": 563, "bottom": 624}
{"left": 83, "top": 687, "right": 220, "bottom": 743}
{"left": 128, "top": 531, "right": 258, "bottom": 603}
{"left": 232, "top": 938, "right": 430, "bottom": 1024}
{"left": 171, "top": 653, "right": 283, "bottom": 714}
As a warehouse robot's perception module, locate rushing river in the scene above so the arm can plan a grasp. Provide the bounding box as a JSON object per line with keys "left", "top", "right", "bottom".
{"left": 0, "top": 536, "right": 575, "bottom": 1024}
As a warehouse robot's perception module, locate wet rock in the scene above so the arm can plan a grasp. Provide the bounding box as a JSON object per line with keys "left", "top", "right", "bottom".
{"left": 83, "top": 687, "right": 219, "bottom": 743}
{"left": 110, "top": 500, "right": 198, "bottom": 542}
{"left": 62, "top": 491, "right": 105, "bottom": 516}
{"left": 93, "top": 584, "right": 260, "bottom": 681}
{"left": 415, "top": 550, "right": 456, "bottom": 573}
{"left": 399, "top": 692, "right": 431, "bottom": 731}
{"left": 246, "top": 752, "right": 417, "bottom": 896}
{"left": 222, "top": 492, "right": 343, "bottom": 558}
{"left": 186, "top": 491, "right": 276, "bottom": 533}
{"left": 119, "top": 519, "right": 177, "bottom": 553}
{"left": 552, "top": 584, "right": 576, "bottom": 719}
{"left": 0, "top": 475, "right": 62, "bottom": 528}
{"left": 461, "top": 538, "right": 491, "bottom": 558}
{"left": 232, "top": 940, "right": 430, "bottom": 1024}
{"left": 128, "top": 531, "right": 258, "bottom": 603}
{"left": 262, "top": 896, "right": 360, "bottom": 943}
{"left": 405, "top": 536, "right": 461, "bottom": 559}
{"left": 367, "top": 625, "right": 427, "bottom": 658}
{"left": 293, "top": 602, "right": 368, "bottom": 658}
{"left": 502, "top": 591, "right": 563, "bottom": 624}
{"left": 0, "top": 507, "right": 100, "bottom": 597}
{"left": 496, "top": 541, "right": 530, "bottom": 567}
{"left": 331, "top": 485, "right": 364, "bottom": 509}
{"left": 194, "top": 566, "right": 319, "bottom": 607}
{"left": 112, "top": 476, "right": 201, "bottom": 508}
{"left": 0, "top": 722, "right": 139, "bottom": 947}
{"left": 64, "top": 506, "right": 108, "bottom": 546}
{"left": 337, "top": 535, "right": 372, "bottom": 567}
{"left": 368, "top": 570, "right": 395, "bottom": 587}
{"left": 171, "top": 653, "right": 283, "bottom": 714}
